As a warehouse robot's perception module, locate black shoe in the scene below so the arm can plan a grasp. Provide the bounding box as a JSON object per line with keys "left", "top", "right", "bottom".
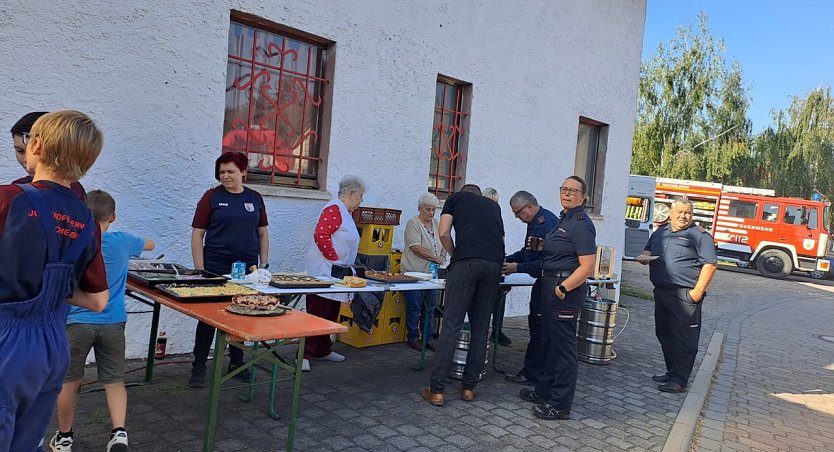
{"left": 652, "top": 373, "right": 671, "bottom": 383}
{"left": 658, "top": 381, "right": 688, "bottom": 393}
{"left": 519, "top": 388, "right": 544, "bottom": 403}
{"left": 532, "top": 403, "right": 570, "bottom": 420}
{"left": 505, "top": 372, "right": 536, "bottom": 385}
{"left": 493, "top": 332, "right": 512, "bottom": 346}
{"left": 228, "top": 363, "right": 252, "bottom": 381}
{"left": 188, "top": 366, "right": 206, "bottom": 388}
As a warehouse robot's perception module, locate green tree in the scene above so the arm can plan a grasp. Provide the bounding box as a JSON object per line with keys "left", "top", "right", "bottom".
{"left": 632, "top": 12, "right": 752, "bottom": 181}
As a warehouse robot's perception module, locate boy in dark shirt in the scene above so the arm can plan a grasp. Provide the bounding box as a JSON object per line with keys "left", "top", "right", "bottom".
{"left": 0, "top": 110, "right": 108, "bottom": 451}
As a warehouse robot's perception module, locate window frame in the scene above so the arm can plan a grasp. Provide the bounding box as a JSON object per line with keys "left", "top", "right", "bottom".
{"left": 428, "top": 75, "right": 472, "bottom": 198}
{"left": 574, "top": 117, "right": 609, "bottom": 214}
{"left": 222, "top": 11, "right": 335, "bottom": 190}
{"left": 727, "top": 200, "right": 758, "bottom": 219}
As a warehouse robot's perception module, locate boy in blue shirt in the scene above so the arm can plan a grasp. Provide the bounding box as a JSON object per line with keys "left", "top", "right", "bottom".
{"left": 49, "top": 190, "right": 154, "bottom": 452}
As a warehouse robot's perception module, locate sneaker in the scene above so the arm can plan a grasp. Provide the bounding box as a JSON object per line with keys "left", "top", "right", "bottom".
{"left": 188, "top": 366, "right": 206, "bottom": 388}
{"left": 227, "top": 362, "right": 252, "bottom": 381}
{"left": 519, "top": 387, "right": 544, "bottom": 403}
{"left": 48, "top": 431, "right": 73, "bottom": 452}
{"left": 314, "top": 351, "right": 345, "bottom": 362}
{"left": 301, "top": 359, "right": 311, "bottom": 372}
{"left": 496, "top": 332, "right": 512, "bottom": 347}
{"left": 532, "top": 403, "right": 570, "bottom": 420}
{"left": 106, "top": 430, "right": 128, "bottom": 452}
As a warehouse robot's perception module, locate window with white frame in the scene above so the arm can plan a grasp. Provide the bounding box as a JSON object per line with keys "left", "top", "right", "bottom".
{"left": 574, "top": 117, "right": 608, "bottom": 213}
{"left": 222, "top": 12, "right": 333, "bottom": 189}
{"left": 429, "top": 76, "right": 471, "bottom": 197}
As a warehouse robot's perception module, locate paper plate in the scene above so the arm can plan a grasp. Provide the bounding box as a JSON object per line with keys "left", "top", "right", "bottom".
{"left": 403, "top": 272, "right": 432, "bottom": 281}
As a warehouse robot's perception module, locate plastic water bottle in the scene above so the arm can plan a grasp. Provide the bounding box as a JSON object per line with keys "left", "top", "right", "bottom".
{"left": 231, "top": 261, "right": 246, "bottom": 280}
{"left": 428, "top": 262, "right": 439, "bottom": 279}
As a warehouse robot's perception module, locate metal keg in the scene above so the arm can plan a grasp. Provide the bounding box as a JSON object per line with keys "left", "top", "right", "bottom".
{"left": 577, "top": 297, "right": 617, "bottom": 365}
{"left": 449, "top": 323, "right": 489, "bottom": 380}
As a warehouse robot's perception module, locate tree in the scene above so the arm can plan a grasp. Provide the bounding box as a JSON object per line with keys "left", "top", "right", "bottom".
{"left": 631, "top": 12, "right": 752, "bottom": 182}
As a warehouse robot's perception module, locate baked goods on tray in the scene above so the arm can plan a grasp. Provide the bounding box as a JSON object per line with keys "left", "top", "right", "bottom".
{"left": 158, "top": 283, "right": 260, "bottom": 300}
{"left": 230, "top": 294, "right": 283, "bottom": 311}
{"left": 342, "top": 276, "right": 367, "bottom": 287}
{"left": 269, "top": 274, "right": 332, "bottom": 288}
{"left": 364, "top": 271, "right": 419, "bottom": 283}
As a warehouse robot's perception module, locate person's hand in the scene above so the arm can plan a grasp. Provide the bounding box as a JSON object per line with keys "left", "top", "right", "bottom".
{"left": 433, "top": 256, "right": 445, "bottom": 265}
{"left": 502, "top": 262, "right": 518, "bottom": 275}
{"left": 636, "top": 254, "right": 653, "bottom": 265}
{"left": 554, "top": 285, "right": 566, "bottom": 300}
{"left": 527, "top": 237, "right": 544, "bottom": 251}
{"left": 689, "top": 289, "right": 704, "bottom": 303}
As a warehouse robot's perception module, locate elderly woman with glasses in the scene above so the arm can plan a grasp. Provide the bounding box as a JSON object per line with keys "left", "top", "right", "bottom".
{"left": 401, "top": 192, "right": 446, "bottom": 351}
{"left": 301, "top": 175, "right": 366, "bottom": 371}
{"left": 518, "top": 175, "right": 596, "bottom": 421}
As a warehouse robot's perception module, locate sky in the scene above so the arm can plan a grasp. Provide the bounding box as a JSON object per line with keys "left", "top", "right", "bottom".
{"left": 642, "top": 0, "right": 834, "bottom": 133}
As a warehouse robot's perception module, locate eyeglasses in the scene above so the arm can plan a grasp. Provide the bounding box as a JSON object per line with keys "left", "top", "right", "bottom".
{"left": 512, "top": 204, "right": 528, "bottom": 217}
{"left": 559, "top": 187, "right": 583, "bottom": 196}
{"left": 21, "top": 132, "right": 32, "bottom": 146}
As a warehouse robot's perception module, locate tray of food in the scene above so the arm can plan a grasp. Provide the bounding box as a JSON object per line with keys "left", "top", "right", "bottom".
{"left": 364, "top": 271, "right": 420, "bottom": 283}
{"left": 225, "top": 294, "right": 289, "bottom": 316}
{"left": 128, "top": 261, "right": 188, "bottom": 273}
{"left": 156, "top": 283, "right": 261, "bottom": 303}
{"left": 128, "top": 269, "right": 228, "bottom": 288}
{"left": 269, "top": 273, "right": 333, "bottom": 289}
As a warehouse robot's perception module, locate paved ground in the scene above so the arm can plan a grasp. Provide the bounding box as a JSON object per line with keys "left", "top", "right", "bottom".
{"left": 46, "top": 262, "right": 834, "bottom": 451}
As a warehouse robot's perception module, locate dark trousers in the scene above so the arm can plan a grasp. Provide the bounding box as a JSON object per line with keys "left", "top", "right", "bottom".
{"left": 519, "top": 279, "right": 545, "bottom": 381}
{"left": 535, "top": 277, "right": 585, "bottom": 412}
{"left": 193, "top": 321, "right": 243, "bottom": 370}
{"left": 304, "top": 293, "right": 342, "bottom": 359}
{"left": 405, "top": 289, "right": 438, "bottom": 341}
{"left": 654, "top": 287, "right": 703, "bottom": 387}
{"left": 430, "top": 258, "right": 502, "bottom": 393}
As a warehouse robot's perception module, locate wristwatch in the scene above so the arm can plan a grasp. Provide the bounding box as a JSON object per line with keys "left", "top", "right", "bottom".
{"left": 558, "top": 284, "right": 568, "bottom": 293}
{"left": 258, "top": 262, "right": 269, "bottom": 269}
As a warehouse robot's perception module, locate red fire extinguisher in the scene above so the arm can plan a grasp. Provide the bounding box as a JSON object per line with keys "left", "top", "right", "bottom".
{"left": 155, "top": 331, "right": 167, "bottom": 360}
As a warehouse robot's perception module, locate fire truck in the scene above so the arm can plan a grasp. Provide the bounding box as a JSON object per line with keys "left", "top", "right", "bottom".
{"left": 650, "top": 177, "right": 831, "bottom": 279}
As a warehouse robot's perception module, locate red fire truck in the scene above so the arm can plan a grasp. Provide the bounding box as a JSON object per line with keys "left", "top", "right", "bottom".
{"left": 651, "top": 177, "right": 831, "bottom": 279}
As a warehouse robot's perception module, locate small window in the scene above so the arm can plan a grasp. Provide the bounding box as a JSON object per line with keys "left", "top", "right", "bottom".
{"left": 727, "top": 200, "right": 757, "bottom": 219}
{"left": 222, "top": 13, "right": 333, "bottom": 188}
{"left": 575, "top": 117, "right": 608, "bottom": 214}
{"left": 429, "top": 76, "right": 471, "bottom": 198}
{"left": 808, "top": 207, "right": 818, "bottom": 229}
{"left": 762, "top": 203, "right": 779, "bottom": 222}
{"left": 783, "top": 206, "right": 805, "bottom": 225}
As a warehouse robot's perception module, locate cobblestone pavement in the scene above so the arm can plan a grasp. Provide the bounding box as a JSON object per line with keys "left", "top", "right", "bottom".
{"left": 45, "top": 262, "right": 834, "bottom": 451}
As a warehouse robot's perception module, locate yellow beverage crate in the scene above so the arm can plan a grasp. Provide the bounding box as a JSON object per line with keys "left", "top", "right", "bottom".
{"left": 380, "top": 313, "right": 406, "bottom": 344}
{"left": 389, "top": 250, "right": 402, "bottom": 273}
{"left": 382, "top": 291, "right": 405, "bottom": 316}
{"left": 337, "top": 313, "right": 382, "bottom": 348}
{"left": 357, "top": 224, "right": 394, "bottom": 255}
{"left": 339, "top": 301, "right": 352, "bottom": 316}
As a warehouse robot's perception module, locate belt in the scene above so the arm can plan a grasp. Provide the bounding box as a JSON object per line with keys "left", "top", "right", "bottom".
{"left": 541, "top": 270, "right": 572, "bottom": 278}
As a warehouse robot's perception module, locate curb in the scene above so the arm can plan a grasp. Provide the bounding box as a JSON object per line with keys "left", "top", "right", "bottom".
{"left": 661, "top": 331, "right": 724, "bottom": 452}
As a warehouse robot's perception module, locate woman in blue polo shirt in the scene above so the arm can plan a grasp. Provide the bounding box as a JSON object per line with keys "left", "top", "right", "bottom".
{"left": 188, "top": 152, "right": 269, "bottom": 388}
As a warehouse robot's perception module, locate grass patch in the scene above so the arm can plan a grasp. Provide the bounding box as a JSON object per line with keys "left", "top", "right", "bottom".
{"left": 620, "top": 286, "right": 654, "bottom": 301}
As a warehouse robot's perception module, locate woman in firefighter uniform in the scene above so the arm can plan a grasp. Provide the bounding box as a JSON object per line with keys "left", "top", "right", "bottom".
{"left": 519, "top": 176, "right": 596, "bottom": 420}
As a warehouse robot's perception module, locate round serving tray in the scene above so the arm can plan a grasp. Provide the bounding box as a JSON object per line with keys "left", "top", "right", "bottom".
{"left": 225, "top": 304, "right": 288, "bottom": 317}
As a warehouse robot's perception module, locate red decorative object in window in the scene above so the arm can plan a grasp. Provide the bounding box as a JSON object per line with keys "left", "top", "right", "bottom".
{"left": 222, "top": 19, "right": 330, "bottom": 188}
{"left": 429, "top": 80, "right": 469, "bottom": 197}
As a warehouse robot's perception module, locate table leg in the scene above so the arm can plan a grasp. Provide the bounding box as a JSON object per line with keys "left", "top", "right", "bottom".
{"left": 144, "top": 301, "right": 160, "bottom": 383}
{"left": 203, "top": 330, "right": 226, "bottom": 452}
{"left": 287, "top": 337, "right": 305, "bottom": 451}
{"left": 413, "top": 295, "right": 430, "bottom": 371}
{"left": 268, "top": 358, "right": 280, "bottom": 420}
{"left": 492, "top": 290, "right": 508, "bottom": 374}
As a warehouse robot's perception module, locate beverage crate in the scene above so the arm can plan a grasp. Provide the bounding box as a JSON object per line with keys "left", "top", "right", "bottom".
{"left": 338, "top": 313, "right": 382, "bottom": 348}
{"left": 389, "top": 250, "right": 402, "bottom": 273}
{"left": 339, "top": 301, "right": 352, "bottom": 316}
{"left": 352, "top": 207, "right": 402, "bottom": 225}
{"left": 357, "top": 224, "right": 394, "bottom": 255}
{"left": 382, "top": 291, "right": 405, "bottom": 316}
{"left": 380, "top": 313, "right": 406, "bottom": 344}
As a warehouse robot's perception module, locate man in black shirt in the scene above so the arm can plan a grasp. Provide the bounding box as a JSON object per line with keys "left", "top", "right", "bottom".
{"left": 422, "top": 184, "right": 505, "bottom": 406}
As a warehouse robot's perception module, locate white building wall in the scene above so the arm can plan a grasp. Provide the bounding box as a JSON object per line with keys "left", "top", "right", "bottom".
{"left": 0, "top": 0, "right": 646, "bottom": 358}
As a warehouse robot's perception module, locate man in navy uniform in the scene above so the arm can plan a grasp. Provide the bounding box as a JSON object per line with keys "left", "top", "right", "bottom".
{"left": 503, "top": 191, "right": 559, "bottom": 385}
{"left": 639, "top": 199, "right": 717, "bottom": 393}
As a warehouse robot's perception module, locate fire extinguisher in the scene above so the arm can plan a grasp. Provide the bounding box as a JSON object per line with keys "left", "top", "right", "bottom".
{"left": 155, "top": 331, "right": 167, "bottom": 360}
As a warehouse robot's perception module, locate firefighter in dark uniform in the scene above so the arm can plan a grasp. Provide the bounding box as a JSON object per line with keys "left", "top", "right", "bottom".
{"left": 503, "top": 190, "right": 559, "bottom": 385}
{"left": 639, "top": 199, "right": 717, "bottom": 393}
{"left": 518, "top": 176, "right": 596, "bottom": 420}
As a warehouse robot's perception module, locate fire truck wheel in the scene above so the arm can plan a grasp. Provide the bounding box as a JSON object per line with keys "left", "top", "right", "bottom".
{"left": 755, "top": 249, "right": 792, "bottom": 279}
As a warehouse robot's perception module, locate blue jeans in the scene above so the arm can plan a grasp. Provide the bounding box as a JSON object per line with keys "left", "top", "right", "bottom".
{"left": 404, "top": 290, "right": 439, "bottom": 341}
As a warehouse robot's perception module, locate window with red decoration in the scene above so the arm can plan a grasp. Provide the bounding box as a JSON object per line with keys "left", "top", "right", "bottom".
{"left": 223, "top": 13, "right": 332, "bottom": 188}
{"left": 429, "top": 77, "right": 471, "bottom": 197}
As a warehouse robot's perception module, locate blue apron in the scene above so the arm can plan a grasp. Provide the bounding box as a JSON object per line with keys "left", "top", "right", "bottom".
{"left": 0, "top": 184, "right": 95, "bottom": 451}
